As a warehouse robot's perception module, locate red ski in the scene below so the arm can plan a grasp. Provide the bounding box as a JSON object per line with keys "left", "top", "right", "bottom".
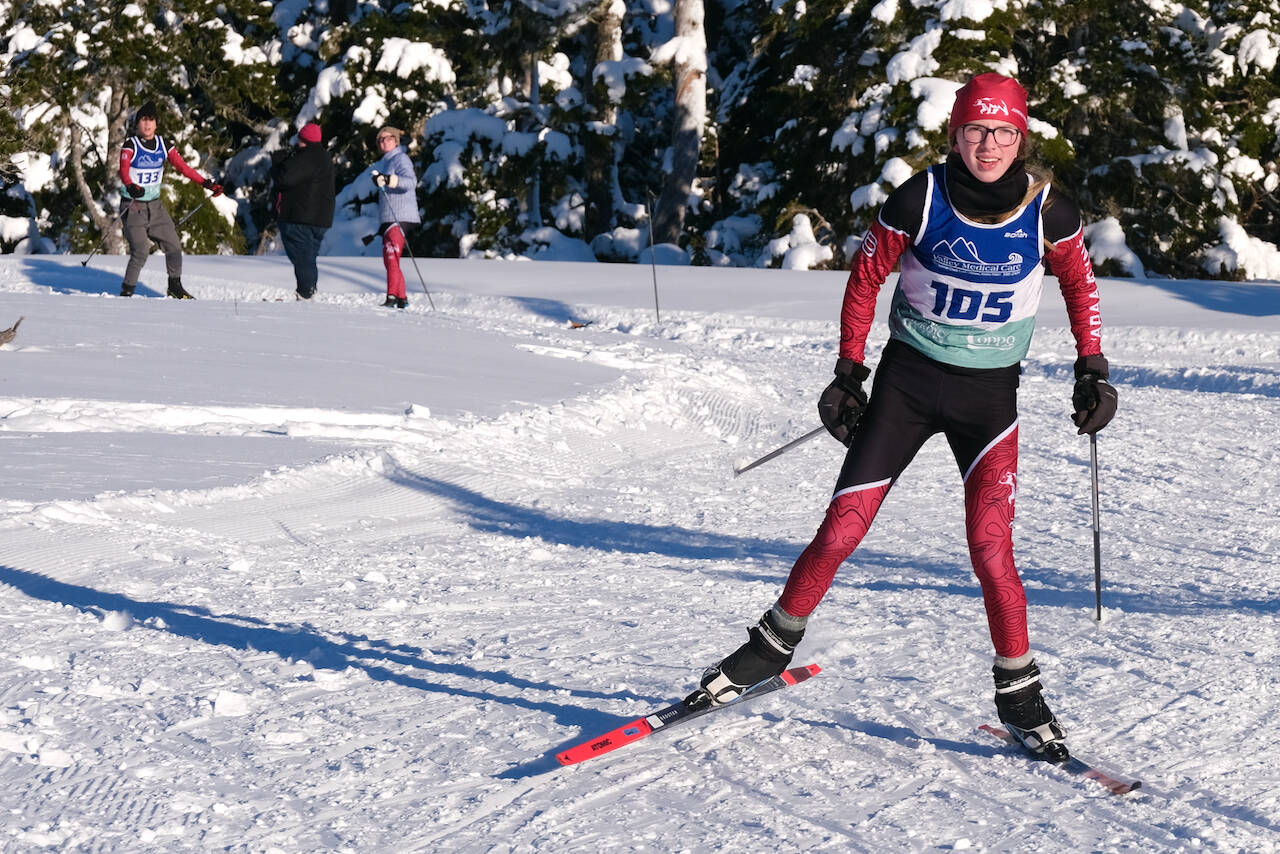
{"left": 980, "top": 724, "right": 1142, "bottom": 795}
{"left": 557, "top": 664, "right": 821, "bottom": 766}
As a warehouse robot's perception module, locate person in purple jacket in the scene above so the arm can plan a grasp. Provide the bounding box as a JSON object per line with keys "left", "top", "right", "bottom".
{"left": 369, "top": 126, "right": 421, "bottom": 309}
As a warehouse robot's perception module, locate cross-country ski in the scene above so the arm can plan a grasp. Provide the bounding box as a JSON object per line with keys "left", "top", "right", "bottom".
{"left": 980, "top": 724, "right": 1143, "bottom": 795}
{"left": 557, "top": 664, "right": 821, "bottom": 766}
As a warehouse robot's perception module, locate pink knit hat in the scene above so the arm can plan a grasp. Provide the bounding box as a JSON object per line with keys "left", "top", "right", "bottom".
{"left": 299, "top": 123, "right": 322, "bottom": 144}
{"left": 949, "top": 73, "right": 1029, "bottom": 135}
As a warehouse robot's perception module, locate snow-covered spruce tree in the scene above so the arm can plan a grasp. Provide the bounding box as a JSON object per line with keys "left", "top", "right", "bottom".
{"left": 162, "top": 0, "right": 285, "bottom": 255}
{"left": 0, "top": 1, "right": 284, "bottom": 255}
{"left": 415, "top": 1, "right": 603, "bottom": 259}
{"left": 1002, "top": 0, "right": 1195, "bottom": 277}
{"left": 1020, "top": 0, "right": 1280, "bottom": 280}
{"left": 700, "top": 0, "right": 861, "bottom": 266}
{"left": 651, "top": 0, "right": 707, "bottom": 246}
{"left": 586, "top": 2, "right": 678, "bottom": 259}
{"left": 577, "top": 0, "right": 670, "bottom": 256}
{"left": 583, "top": 0, "right": 627, "bottom": 239}
{"left": 708, "top": 0, "right": 1013, "bottom": 268}
{"left": 278, "top": 1, "right": 461, "bottom": 253}
{"left": 1, "top": 1, "right": 144, "bottom": 254}
{"left": 1008, "top": 0, "right": 1274, "bottom": 279}
{"left": 0, "top": 82, "right": 44, "bottom": 252}
{"left": 696, "top": 0, "right": 1280, "bottom": 277}
{"left": 1192, "top": 0, "right": 1280, "bottom": 279}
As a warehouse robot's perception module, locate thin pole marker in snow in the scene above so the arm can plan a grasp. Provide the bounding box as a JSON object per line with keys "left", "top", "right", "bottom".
{"left": 1090, "top": 432, "right": 1104, "bottom": 621}
{"left": 645, "top": 190, "right": 661, "bottom": 323}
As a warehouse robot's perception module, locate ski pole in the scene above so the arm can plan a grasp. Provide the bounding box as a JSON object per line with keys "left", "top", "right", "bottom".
{"left": 1089, "top": 432, "right": 1103, "bottom": 622}
{"left": 82, "top": 208, "right": 126, "bottom": 267}
{"left": 398, "top": 230, "right": 437, "bottom": 311}
{"left": 733, "top": 425, "right": 826, "bottom": 477}
{"left": 174, "top": 196, "right": 209, "bottom": 228}
{"left": 377, "top": 185, "right": 436, "bottom": 311}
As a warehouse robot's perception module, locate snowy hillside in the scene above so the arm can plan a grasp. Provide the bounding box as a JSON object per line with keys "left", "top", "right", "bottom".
{"left": 0, "top": 255, "right": 1277, "bottom": 852}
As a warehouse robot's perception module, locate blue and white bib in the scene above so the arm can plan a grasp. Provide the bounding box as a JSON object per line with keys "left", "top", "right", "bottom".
{"left": 888, "top": 164, "right": 1050, "bottom": 368}
{"left": 121, "top": 136, "right": 169, "bottom": 202}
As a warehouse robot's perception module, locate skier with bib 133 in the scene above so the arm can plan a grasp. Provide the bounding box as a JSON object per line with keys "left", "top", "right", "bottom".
{"left": 689, "top": 73, "right": 1118, "bottom": 762}
{"left": 117, "top": 100, "right": 223, "bottom": 299}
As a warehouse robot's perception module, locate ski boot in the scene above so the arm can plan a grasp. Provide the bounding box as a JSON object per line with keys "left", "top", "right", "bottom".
{"left": 119, "top": 282, "right": 135, "bottom": 297}
{"left": 686, "top": 607, "right": 805, "bottom": 710}
{"left": 994, "top": 659, "right": 1069, "bottom": 762}
{"left": 167, "top": 277, "right": 195, "bottom": 299}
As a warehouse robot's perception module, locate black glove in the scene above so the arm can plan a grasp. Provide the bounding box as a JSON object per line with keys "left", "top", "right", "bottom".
{"left": 1071, "top": 354, "right": 1118, "bottom": 435}
{"left": 202, "top": 178, "right": 223, "bottom": 196}
{"left": 372, "top": 170, "right": 395, "bottom": 189}
{"left": 818, "top": 358, "right": 871, "bottom": 446}
{"left": 126, "top": 183, "right": 145, "bottom": 198}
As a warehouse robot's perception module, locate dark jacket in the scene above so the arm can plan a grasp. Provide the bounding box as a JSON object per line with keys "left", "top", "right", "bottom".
{"left": 271, "top": 142, "right": 335, "bottom": 228}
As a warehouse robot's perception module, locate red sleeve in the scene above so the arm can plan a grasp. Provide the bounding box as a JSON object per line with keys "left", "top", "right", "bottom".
{"left": 119, "top": 149, "right": 133, "bottom": 185}
{"left": 167, "top": 147, "right": 207, "bottom": 185}
{"left": 1044, "top": 228, "right": 1103, "bottom": 357}
{"left": 839, "top": 217, "right": 910, "bottom": 362}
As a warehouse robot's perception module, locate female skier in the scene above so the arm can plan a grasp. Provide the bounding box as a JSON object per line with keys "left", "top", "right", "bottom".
{"left": 693, "top": 73, "right": 1118, "bottom": 762}
{"left": 369, "top": 126, "right": 421, "bottom": 309}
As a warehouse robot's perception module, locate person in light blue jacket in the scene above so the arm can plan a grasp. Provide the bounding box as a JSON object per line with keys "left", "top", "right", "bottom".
{"left": 370, "top": 126, "right": 421, "bottom": 309}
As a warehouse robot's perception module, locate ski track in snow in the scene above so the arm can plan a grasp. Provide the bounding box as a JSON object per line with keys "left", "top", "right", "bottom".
{"left": 0, "top": 258, "right": 1277, "bottom": 852}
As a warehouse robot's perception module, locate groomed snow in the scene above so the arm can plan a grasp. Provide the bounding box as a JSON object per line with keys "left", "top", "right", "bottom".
{"left": 0, "top": 254, "right": 1277, "bottom": 852}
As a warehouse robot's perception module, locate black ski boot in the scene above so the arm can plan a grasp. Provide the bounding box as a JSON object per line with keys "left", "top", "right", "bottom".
{"left": 994, "top": 660, "right": 1069, "bottom": 762}
{"left": 687, "top": 607, "right": 805, "bottom": 709}
{"left": 167, "top": 277, "right": 195, "bottom": 299}
{"left": 382, "top": 295, "right": 398, "bottom": 308}
{"left": 119, "top": 282, "right": 135, "bottom": 297}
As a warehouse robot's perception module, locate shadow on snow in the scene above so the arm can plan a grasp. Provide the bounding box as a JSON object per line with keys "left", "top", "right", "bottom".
{"left": 1128, "top": 276, "right": 1280, "bottom": 318}
{"left": 0, "top": 563, "right": 662, "bottom": 741}
{"left": 22, "top": 257, "right": 150, "bottom": 297}
{"left": 383, "top": 463, "right": 1276, "bottom": 617}
{"left": 383, "top": 465, "right": 801, "bottom": 566}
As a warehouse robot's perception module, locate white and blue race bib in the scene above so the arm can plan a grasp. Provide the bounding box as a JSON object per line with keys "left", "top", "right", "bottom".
{"left": 122, "top": 136, "right": 169, "bottom": 202}
{"left": 888, "top": 165, "right": 1050, "bottom": 369}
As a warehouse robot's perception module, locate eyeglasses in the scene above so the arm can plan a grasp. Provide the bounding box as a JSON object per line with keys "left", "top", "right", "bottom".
{"left": 959, "top": 124, "right": 1021, "bottom": 147}
{"left": 377, "top": 135, "right": 396, "bottom": 143}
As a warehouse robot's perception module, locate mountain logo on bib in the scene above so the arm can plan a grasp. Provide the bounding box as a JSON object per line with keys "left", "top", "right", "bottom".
{"left": 929, "top": 237, "right": 1023, "bottom": 277}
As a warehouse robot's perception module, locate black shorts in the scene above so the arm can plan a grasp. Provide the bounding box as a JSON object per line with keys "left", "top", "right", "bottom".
{"left": 833, "top": 340, "right": 1020, "bottom": 493}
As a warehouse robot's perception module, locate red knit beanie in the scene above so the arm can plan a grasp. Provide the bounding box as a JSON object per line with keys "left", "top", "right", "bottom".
{"left": 299, "top": 123, "right": 322, "bottom": 144}
{"left": 949, "top": 73, "right": 1029, "bottom": 135}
